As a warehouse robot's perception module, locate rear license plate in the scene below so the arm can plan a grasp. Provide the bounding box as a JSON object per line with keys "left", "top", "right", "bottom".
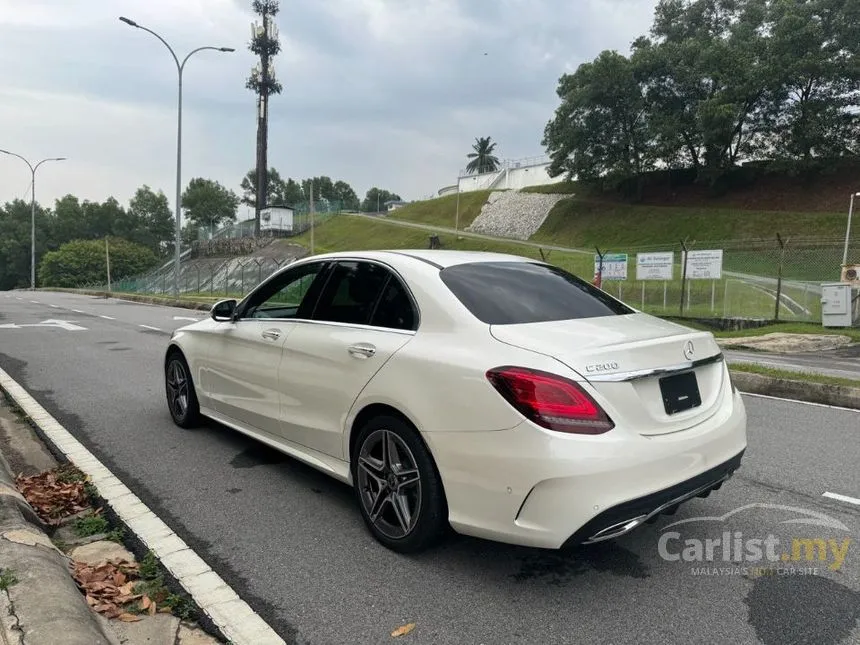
{"left": 659, "top": 371, "right": 701, "bottom": 415}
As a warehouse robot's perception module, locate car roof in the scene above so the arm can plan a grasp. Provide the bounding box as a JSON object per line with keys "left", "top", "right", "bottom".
{"left": 301, "top": 249, "right": 535, "bottom": 269}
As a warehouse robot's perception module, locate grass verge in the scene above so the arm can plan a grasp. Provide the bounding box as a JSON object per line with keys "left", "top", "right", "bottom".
{"left": 713, "top": 322, "right": 860, "bottom": 343}
{"left": 729, "top": 363, "right": 860, "bottom": 389}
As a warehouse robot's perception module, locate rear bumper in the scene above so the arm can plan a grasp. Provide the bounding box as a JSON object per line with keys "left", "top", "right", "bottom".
{"left": 561, "top": 448, "right": 744, "bottom": 548}
{"left": 423, "top": 387, "right": 747, "bottom": 549}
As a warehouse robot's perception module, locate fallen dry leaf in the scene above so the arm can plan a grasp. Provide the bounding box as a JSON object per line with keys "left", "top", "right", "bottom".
{"left": 15, "top": 467, "right": 91, "bottom": 524}
{"left": 72, "top": 559, "right": 152, "bottom": 622}
{"left": 118, "top": 613, "right": 141, "bottom": 623}
{"left": 391, "top": 623, "right": 416, "bottom": 638}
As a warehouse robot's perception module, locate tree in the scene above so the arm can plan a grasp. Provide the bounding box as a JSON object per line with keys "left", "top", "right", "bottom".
{"left": 543, "top": 50, "right": 655, "bottom": 193}
{"left": 465, "top": 137, "right": 501, "bottom": 174}
{"left": 282, "top": 178, "right": 305, "bottom": 205}
{"left": 332, "top": 180, "right": 360, "bottom": 210}
{"left": 0, "top": 199, "right": 51, "bottom": 290}
{"left": 124, "top": 185, "right": 174, "bottom": 254}
{"left": 765, "top": 0, "right": 860, "bottom": 166}
{"left": 301, "top": 176, "right": 335, "bottom": 202}
{"left": 38, "top": 237, "right": 158, "bottom": 288}
{"left": 240, "top": 167, "right": 290, "bottom": 209}
{"left": 632, "top": 0, "right": 770, "bottom": 181}
{"left": 361, "top": 188, "right": 402, "bottom": 212}
{"left": 180, "top": 178, "right": 239, "bottom": 234}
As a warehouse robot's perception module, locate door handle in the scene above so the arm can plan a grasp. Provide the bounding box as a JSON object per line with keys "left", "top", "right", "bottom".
{"left": 348, "top": 343, "right": 376, "bottom": 358}
{"left": 261, "top": 329, "right": 281, "bottom": 341}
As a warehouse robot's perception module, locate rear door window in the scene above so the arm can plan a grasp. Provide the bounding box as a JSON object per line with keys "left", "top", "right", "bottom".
{"left": 312, "top": 261, "right": 390, "bottom": 326}
{"left": 439, "top": 261, "right": 634, "bottom": 324}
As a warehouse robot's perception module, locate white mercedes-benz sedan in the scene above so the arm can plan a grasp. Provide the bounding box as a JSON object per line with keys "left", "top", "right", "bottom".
{"left": 164, "top": 249, "right": 747, "bottom": 553}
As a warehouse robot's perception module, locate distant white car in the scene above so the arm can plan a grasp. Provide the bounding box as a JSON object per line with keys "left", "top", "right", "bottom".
{"left": 164, "top": 250, "right": 747, "bottom": 553}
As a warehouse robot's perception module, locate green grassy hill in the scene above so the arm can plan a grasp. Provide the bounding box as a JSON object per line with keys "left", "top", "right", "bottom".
{"left": 388, "top": 190, "right": 490, "bottom": 229}
{"left": 530, "top": 199, "right": 854, "bottom": 248}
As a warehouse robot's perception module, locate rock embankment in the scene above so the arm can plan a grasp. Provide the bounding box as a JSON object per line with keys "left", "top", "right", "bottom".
{"left": 466, "top": 191, "right": 569, "bottom": 240}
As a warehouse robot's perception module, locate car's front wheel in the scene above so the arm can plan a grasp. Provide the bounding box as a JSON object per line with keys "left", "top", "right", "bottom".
{"left": 352, "top": 415, "right": 447, "bottom": 553}
{"left": 165, "top": 351, "right": 200, "bottom": 429}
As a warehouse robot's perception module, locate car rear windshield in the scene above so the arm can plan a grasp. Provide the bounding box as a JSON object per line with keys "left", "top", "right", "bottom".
{"left": 439, "top": 261, "right": 634, "bottom": 325}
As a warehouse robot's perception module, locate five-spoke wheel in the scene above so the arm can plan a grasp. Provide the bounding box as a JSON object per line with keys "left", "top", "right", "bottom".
{"left": 353, "top": 415, "right": 447, "bottom": 553}
{"left": 165, "top": 352, "right": 199, "bottom": 428}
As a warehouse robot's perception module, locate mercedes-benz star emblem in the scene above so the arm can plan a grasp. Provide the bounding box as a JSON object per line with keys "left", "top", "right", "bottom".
{"left": 684, "top": 340, "right": 695, "bottom": 360}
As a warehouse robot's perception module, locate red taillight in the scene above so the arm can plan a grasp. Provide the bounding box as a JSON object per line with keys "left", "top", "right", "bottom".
{"left": 486, "top": 366, "right": 614, "bottom": 435}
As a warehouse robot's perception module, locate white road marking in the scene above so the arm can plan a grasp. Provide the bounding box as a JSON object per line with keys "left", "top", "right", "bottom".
{"left": 740, "top": 392, "right": 860, "bottom": 413}
{"left": 49, "top": 304, "right": 60, "bottom": 308}
{"left": 100, "top": 315, "right": 115, "bottom": 320}
{"left": 823, "top": 492, "right": 860, "bottom": 507}
{"left": 0, "top": 319, "right": 86, "bottom": 331}
{"left": 72, "top": 309, "right": 84, "bottom": 314}
{"left": 29, "top": 300, "right": 39, "bottom": 304}
{"left": 139, "top": 324, "right": 162, "bottom": 331}
{"left": 0, "top": 367, "right": 285, "bottom": 645}
{"left": 173, "top": 316, "right": 200, "bottom": 322}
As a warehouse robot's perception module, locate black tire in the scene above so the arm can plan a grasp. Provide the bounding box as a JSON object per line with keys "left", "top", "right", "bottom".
{"left": 165, "top": 351, "right": 200, "bottom": 429}
{"left": 351, "top": 415, "right": 448, "bottom": 554}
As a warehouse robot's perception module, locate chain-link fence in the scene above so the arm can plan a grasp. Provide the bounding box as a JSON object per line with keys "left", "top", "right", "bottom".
{"left": 79, "top": 256, "right": 299, "bottom": 299}
{"left": 583, "top": 236, "right": 849, "bottom": 322}
{"left": 74, "top": 224, "right": 850, "bottom": 323}
{"left": 197, "top": 201, "right": 345, "bottom": 241}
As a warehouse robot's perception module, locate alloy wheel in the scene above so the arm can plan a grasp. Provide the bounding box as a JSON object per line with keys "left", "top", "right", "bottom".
{"left": 166, "top": 359, "right": 189, "bottom": 421}
{"left": 356, "top": 429, "right": 423, "bottom": 540}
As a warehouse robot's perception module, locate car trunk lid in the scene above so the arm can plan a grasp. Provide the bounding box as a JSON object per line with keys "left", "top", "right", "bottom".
{"left": 489, "top": 314, "right": 727, "bottom": 436}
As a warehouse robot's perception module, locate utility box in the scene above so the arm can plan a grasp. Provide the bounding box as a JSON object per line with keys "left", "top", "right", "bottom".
{"left": 820, "top": 283, "right": 858, "bottom": 327}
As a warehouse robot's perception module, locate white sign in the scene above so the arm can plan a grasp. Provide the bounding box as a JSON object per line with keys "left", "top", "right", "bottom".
{"left": 0, "top": 319, "right": 87, "bottom": 331}
{"left": 594, "top": 253, "right": 628, "bottom": 281}
{"left": 636, "top": 252, "right": 674, "bottom": 281}
{"left": 682, "top": 250, "right": 723, "bottom": 280}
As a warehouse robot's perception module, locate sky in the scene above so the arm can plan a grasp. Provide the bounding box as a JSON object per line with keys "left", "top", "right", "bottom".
{"left": 0, "top": 0, "right": 657, "bottom": 219}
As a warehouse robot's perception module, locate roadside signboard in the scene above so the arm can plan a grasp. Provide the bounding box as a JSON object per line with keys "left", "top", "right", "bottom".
{"left": 594, "top": 253, "right": 628, "bottom": 281}
{"left": 682, "top": 250, "right": 723, "bottom": 280}
{"left": 636, "top": 252, "right": 674, "bottom": 281}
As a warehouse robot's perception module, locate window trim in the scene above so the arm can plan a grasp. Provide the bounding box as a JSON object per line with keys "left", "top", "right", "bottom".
{"left": 309, "top": 258, "right": 421, "bottom": 332}
{"left": 234, "top": 256, "right": 421, "bottom": 333}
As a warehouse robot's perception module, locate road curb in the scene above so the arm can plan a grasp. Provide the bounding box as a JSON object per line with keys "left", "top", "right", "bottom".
{"left": 0, "top": 449, "right": 114, "bottom": 645}
{"left": 732, "top": 371, "right": 860, "bottom": 410}
{"left": 0, "top": 367, "right": 286, "bottom": 645}
{"left": 35, "top": 288, "right": 214, "bottom": 311}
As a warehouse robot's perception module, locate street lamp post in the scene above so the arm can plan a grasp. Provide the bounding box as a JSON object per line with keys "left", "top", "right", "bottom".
{"left": 843, "top": 192, "right": 860, "bottom": 267}
{"left": 0, "top": 149, "right": 66, "bottom": 289}
{"left": 119, "top": 16, "right": 234, "bottom": 296}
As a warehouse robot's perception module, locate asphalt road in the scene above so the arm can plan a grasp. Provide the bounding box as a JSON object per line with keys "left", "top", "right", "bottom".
{"left": 725, "top": 348, "right": 860, "bottom": 380}
{"left": 2, "top": 291, "right": 859, "bottom": 645}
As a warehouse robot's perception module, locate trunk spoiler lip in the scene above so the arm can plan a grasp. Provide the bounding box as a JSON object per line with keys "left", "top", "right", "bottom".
{"left": 585, "top": 352, "right": 725, "bottom": 383}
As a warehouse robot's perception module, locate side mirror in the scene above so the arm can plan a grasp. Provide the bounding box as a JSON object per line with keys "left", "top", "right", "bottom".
{"left": 211, "top": 299, "right": 237, "bottom": 322}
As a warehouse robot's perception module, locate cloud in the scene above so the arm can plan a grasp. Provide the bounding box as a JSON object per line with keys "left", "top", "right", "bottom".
{"left": 0, "top": 0, "right": 657, "bottom": 213}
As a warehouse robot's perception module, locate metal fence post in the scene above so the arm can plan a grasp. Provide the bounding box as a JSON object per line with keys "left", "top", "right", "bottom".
{"left": 774, "top": 233, "right": 787, "bottom": 321}
{"left": 679, "top": 239, "right": 689, "bottom": 316}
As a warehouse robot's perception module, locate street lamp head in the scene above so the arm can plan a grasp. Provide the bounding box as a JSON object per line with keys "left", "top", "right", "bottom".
{"left": 219, "top": 47, "right": 236, "bottom": 52}
{"left": 119, "top": 16, "right": 139, "bottom": 27}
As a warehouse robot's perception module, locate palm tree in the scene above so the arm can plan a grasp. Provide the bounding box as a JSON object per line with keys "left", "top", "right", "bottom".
{"left": 465, "top": 136, "right": 501, "bottom": 175}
